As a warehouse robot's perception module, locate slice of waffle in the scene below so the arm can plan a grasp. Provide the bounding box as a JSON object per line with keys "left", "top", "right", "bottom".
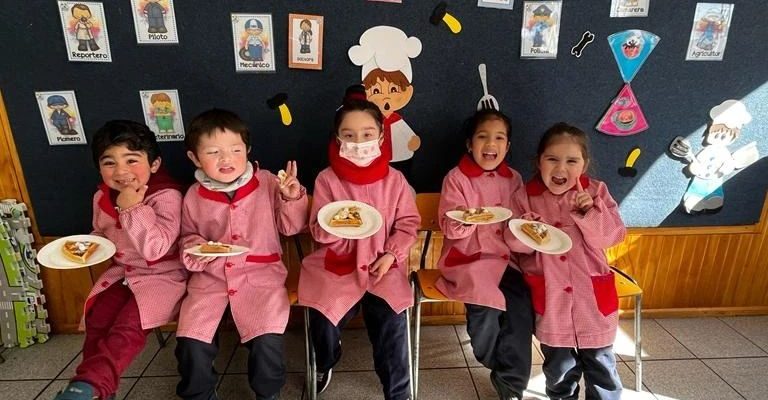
{"left": 277, "top": 169, "right": 288, "bottom": 187}
{"left": 199, "top": 241, "right": 232, "bottom": 253}
{"left": 62, "top": 240, "right": 100, "bottom": 264}
{"left": 521, "top": 222, "right": 550, "bottom": 245}
{"left": 329, "top": 206, "right": 363, "bottom": 228}
{"left": 462, "top": 207, "right": 495, "bottom": 223}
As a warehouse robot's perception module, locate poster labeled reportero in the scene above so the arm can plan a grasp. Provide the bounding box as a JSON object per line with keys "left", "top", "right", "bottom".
{"left": 685, "top": 3, "right": 734, "bottom": 61}
{"left": 130, "top": 0, "right": 179, "bottom": 44}
{"left": 57, "top": 1, "right": 112, "bottom": 62}
{"left": 610, "top": 0, "right": 650, "bottom": 18}
{"left": 139, "top": 89, "right": 185, "bottom": 142}
{"left": 231, "top": 13, "right": 275, "bottom": 73}
{"left": 521, "top": 1, "right": 561, "bottom": 59}
{"left": 35, "top": 91, "right": 87, "bottom": 145}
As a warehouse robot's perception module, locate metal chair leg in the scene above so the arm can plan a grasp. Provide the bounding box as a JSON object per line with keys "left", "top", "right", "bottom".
{"left": 406, "top": 303, "right": 414, "bottom": 400}
{"left": 634, "top": 294, "right": 643, "bottom": 392}
{"left": 413, "top": 284, "right": 423, "bottom": 400}
{"left": 304, "top": 307, "right": 317, "bottom": 400}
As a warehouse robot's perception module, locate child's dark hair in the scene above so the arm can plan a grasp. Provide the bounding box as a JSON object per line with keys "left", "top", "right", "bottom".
{"left": 462, "top": 108, "right": 512, "bottom": 140}
{"left": 185, "top": 108, "right": 250, "bottom": 153}
{"left": 536, "top": 122, "right": 591, "bottom": 163}
{"left": 333, "top": 85, "right": 384, "bottom": 136}
{"left": 91, "top": 120, "right": 160, "bottom": 166}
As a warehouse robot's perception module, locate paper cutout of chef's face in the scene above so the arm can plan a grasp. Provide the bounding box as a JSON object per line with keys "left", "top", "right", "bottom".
{"left": 362, "top": 69, "right": 413, "bottom": 118}
{"left": 705, "top": 123, "right": 738, "bottom": 146}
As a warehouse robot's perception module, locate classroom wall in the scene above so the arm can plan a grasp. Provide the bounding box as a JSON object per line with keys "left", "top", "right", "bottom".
{"left": 0, "top": 1, "right": 766, "bottom": 234}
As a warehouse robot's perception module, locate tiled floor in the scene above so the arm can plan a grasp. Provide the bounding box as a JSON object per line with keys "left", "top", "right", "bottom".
{"left": 1, "top": 316, "right": 766, "bottom": 399}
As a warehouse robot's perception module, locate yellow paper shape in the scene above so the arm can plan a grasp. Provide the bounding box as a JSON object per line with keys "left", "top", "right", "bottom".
{"left": 443, "top": 13, "right": 462, "bottom": 34}
{"left": 278, "top": 104, "right": 292, "bottom": 126}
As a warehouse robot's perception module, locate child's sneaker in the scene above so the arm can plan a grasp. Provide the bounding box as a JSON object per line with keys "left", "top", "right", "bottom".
{"left": 490, "top": 373, "right": 521, "bottom": 400}
{"left": 316, "top": 368, "right": 333, "bottom": 394}
{"left": 53, "top": 381, "right": 97, "bottom": 400}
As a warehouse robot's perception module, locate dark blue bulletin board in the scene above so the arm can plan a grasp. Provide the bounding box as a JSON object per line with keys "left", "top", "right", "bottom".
{"left": 0, "top": 0, "right": 766, "bottom": 234}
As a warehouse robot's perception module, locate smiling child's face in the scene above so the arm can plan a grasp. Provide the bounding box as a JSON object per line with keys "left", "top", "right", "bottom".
{"left": 467, "top": 118, "right": 510, "bottom": 171}
{"left": 99, "top": 144, "right": 159, "bottom": 191}
{"left": 537, "top": 136, "right": 588, "bottom": 195}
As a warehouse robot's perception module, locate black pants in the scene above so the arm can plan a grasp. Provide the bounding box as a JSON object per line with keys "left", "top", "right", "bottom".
{"left": 465, "top": 267, "right": 534, "bottom": 399}
{"left": 309, "top": 292, "right": 410, "bottom": 400}
{"left": 175, "top": 333, "right": 285, "bottom": 400}
{"left": 540, "top": 344, "right": 622, "bottom": 400}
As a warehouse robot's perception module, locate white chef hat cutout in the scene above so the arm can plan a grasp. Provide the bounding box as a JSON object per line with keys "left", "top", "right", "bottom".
{"left": 348, "top": 26, "right": 422, "bottom": 83}
{"left": 710, "top": 99, "right": 752, "bottom": 129}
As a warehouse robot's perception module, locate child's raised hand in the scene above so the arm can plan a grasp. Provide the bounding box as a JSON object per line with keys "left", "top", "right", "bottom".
{"left": 116, "top": 183, "right": 148, "bottom": 211}
{"left": 277, "top": 161, "right": 301, "bottom": 200}
{"left": 370, "top": 253, "right": 396, "bottom": 285}
{"left": 572, "top": 178, "right": 594, "bottom": 213}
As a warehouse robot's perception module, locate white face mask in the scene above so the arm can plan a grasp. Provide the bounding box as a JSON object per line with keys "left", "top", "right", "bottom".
{"left": 338, "top": 138, "right": 381, "bottom": 167}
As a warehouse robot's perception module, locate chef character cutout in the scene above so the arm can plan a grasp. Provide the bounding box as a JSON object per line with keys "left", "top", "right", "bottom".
{"left": 669, "top": 100, "right": 758, "bottom": 214}
{"left": 348, "top": 26, "right": 422, "bottom": 176}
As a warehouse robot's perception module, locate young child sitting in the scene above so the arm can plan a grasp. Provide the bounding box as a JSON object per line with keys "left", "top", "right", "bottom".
{"left": 174, "top": 109, "right": 308, "bottom": 400}
{"left": 55, "top": 120, "right": 187, "bottom": 400}
{"left": 298, "top": 85, "right": 420, "bottom": 399}
{"left": 435, "top": 109, "right": 534, "bottom": 400}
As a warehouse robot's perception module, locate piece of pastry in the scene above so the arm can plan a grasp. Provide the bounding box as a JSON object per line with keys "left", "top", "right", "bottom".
{"left": 329, "top": 206, "right": 363, "bottom": 227}
{"left": 62, "top": 240, "right": 100, "bottom": 264}
{"left": 277, "top": 169, "right": 288, "bottom": 186}
{"left": 199, "top": 241, "right": 232, "bottom": 253}
{"left": 521, "top": 222, "right": 550, "bottom": 245}
{"left": 462, "top": 207, "right": 495, "bottom": 223}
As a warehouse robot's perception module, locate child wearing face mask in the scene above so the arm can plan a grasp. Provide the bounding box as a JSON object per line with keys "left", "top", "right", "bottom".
{"left": 521, "top": 122, "right": 626, "bottom": 400}
{"left": 298, "top": 85, "right": 420, "bottom": 400}
{"left": 434, "top": 109, "right": 534, "bottom": 400}
{"left": 175, "top": 109, "right": 308, "bottom": 400}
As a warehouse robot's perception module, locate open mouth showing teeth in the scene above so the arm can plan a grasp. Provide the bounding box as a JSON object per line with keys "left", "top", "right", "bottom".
{"left": 482, "top": 152, "right": 497, "bottom": 160}
{"left": 552, "top": 176, "right": 567, "bottom": 185}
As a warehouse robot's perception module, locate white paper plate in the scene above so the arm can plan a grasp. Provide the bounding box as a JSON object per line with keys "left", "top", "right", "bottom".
{"left": 317, "top": 200, "right": 383, "bottom": 240}
{"left": 445, "top": 206, "right": 513, "bottom": 225}
{"left": 184, "top": 244, "right": 249, "bottom": 257}
{"left": 37, "top": 234, "right": 117, "bottom": 269}
{"left": 507, "top": 219, "right": 573, "bottom": 255}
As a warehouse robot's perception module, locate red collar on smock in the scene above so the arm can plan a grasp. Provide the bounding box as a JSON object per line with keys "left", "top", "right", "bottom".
{"left": 197, "top": 171, "right": 260, "bottom": 204}
{"left": 526, "top": 174, "right": 590, "bottom": 196}
{"left": 328, "top": 139, "right": 390, "bottom": 184}
{"left": 457, "top": 154, "right": 514, "bottom": 178}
